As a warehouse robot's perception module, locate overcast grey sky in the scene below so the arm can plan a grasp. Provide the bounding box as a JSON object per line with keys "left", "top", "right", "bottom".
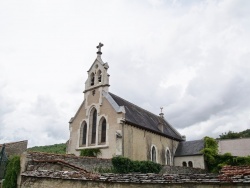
{"left": 0, "top": 0, "right": 250, "bottom": 147}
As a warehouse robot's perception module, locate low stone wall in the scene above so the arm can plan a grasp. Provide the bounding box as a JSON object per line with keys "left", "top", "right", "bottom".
{"left": 25, "top": 152, "right": 206, "bottom": 174}
{"left": 21, "top": 171, "right": 250, "bottom": 188}
{"left": 19, "top": 153, "right": 250, "bottom": 188}
{"left": 160, "top": 165, "right": 206, "bottom": 174}
{"left": 25, "top": 152, "right": 112, "bottom": 172}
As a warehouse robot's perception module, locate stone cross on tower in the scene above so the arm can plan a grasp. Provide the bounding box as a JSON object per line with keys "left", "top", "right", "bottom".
{"left": 96, "top": 42, "right": 104, "bottom": 55}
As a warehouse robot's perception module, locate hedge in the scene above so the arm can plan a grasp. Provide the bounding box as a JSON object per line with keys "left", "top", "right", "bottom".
{"left": 112, "top": 156, "right": 162, "bottom": 174}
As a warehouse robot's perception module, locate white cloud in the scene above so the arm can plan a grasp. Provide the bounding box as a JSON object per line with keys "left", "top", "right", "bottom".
{"left": 0, "top": 0, "right": 250, "bottom": 146}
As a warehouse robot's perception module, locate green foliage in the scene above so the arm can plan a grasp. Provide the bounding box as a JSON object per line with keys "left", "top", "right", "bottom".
{"left": 3, "top": 156, "right": 20, "bottom": 188}
{"left": 112, "top": 156, "right": 162, "bottom": 174}
{"left": 28, "top": 143, "right": 66, "bottom": 154}
{"left": 219, "top": 129, "right": 250, "bottom": 139}
{"left": 201, "top": 137, "right": 219, "bottom": 172}
{"left": 80, "top": 148, "right": 101, "bottom": 157}
{"left": 202, "top": 136, "right": 250, "bottom": 173}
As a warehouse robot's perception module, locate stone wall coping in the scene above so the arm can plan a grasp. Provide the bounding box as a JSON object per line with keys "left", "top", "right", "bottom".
{"left": 21, "top": 170, "right": 250, "bottom": 184}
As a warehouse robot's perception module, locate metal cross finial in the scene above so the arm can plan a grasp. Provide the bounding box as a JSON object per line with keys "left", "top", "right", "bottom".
{"left": 96, "top": 42, "right": 104, "bottom": 55}
{"left": 159, "top": 107, "right": 164, "bottom": 118}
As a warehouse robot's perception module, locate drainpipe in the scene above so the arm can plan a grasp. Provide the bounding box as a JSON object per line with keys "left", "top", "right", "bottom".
{"left": 172, "top": 139, "right": 174, "bottom": 166}
{"left": 122, "top": 120, "right": 125, "bottom": 157}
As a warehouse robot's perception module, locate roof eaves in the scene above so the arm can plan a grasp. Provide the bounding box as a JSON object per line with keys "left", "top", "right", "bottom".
{"left": 174, "top": 153, "right": 203, "bottom": 157}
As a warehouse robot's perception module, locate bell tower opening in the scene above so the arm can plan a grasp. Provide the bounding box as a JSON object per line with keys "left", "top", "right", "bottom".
{"left": 90, "top": 72, "right": 95, "bottom": 86}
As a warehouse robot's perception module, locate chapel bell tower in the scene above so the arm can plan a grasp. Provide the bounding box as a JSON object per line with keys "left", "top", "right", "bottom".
{"left": 84, "top": 43, "right": 110, "bottom": 95}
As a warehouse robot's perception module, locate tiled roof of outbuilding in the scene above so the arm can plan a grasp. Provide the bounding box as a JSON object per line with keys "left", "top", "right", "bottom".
{"left": 109, "top": 92, "right": 183, "bottom": 141}
{"left": 175, "top": 139, "right": 204, "bottom": 156}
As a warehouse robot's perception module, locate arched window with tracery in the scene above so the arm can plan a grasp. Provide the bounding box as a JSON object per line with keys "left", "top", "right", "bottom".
{"left": 89, "top": 108, "right": 97, "bottom": 145}
{"left": 166, "top": 149, "right": 171, "bottom": 165}
{"left": 188, "top": 161, "right": 193, "bottom": 168}
{"left": 90, "top": 72, "right": 95, "bottom": 86}
{"left": 98, "top": 117, "right": 107, "bottom": 144}
{"left": 97, "top": 70, "right": 102, "bottom": 83}
{"left": 80, "top": 121, "right": 87, "bottom": 146}
{"left": 151, "top": 146, "right": 157, "bottom": 163}
{"left": 182, "top": 161, "right": 187, "bottom": 167}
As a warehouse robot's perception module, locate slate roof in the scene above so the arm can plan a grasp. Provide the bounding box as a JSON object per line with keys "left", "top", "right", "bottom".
{"left": 174, "top": 140, "right": 204, "bottom": 157}
{"left": 109, "top": 92, "right": 183, "bottom": 141}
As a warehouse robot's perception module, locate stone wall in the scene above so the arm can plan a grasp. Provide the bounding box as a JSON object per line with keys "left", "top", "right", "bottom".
{"left": 160, "top": 165, "right": 206, "bottom": 174}
{"left": 24, "top": 152, "right": 206, "bottom": 174}
{"left": 24, "top": 152, "right": 113, "bottom": 172}
{"left": 0, "top": 140, "right": 28, "bottom": 157}
{"left": 21, "top": 171, "right": 250, "bottom": 188}
{"left": 19, "top": 152, "right": 250, "bottom": 188}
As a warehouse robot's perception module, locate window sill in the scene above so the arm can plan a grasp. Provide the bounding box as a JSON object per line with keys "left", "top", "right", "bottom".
{"left": 76, "top": 144, "right": 109, "bottom": 150}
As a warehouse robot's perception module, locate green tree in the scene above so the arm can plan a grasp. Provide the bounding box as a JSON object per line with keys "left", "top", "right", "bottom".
{"left": 201, "top": 136, "right": 218, "bottom": 172}
{"left": 3, "top": 156, "right": 20, "bottom": 188}
{"left": 219, "top": 129, "right": 250, "bottom": 139}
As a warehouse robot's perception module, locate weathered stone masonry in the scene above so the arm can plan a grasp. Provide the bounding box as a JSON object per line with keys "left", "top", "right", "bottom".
{"left": 21, "top": 170, "right": 250, "bottom": 188}
{"left": 18, "top": 152, "right": 250, "bottom": 188}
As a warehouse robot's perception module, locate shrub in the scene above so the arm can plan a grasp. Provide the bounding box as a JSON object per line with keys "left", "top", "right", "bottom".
{"left": 80, "top": 148, "right": 101, "bottom": 157}
{"left": 112, "top": 156, "right": 162, "bottom": 174}
{"left": 3, "top": 156, "right": 20, "bottom": 188}
{"left": 202, "top": 136, "right": 250, "bottom": 173}
{"left": 112, "top": 156, "right": 132, "bottom": 173}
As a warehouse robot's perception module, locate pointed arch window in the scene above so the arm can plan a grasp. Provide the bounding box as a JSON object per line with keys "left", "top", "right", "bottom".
{"left": 97, "top": 70, "right": 102, "bottom": 83}
{"left": 99, "top": 118, "right": 107, "bottom": 144}
{"left": 90, "top": 72, "right": 95, "bottom": 86}
{"left": 166, "top": 149, "right": 171, "bottom": 165}
{"left": 89, "top": 108, "right": 97, "bottom": 145}
{"left": 80, "top": 121, "right": 87, "bottom": 146}
{"left": 151, "top": 146, "right": 157, "bottom": 163}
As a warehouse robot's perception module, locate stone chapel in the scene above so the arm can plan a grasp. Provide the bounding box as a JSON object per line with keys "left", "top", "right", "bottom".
{"left": 67, "top": 43, "right": 205, "bottom": 169}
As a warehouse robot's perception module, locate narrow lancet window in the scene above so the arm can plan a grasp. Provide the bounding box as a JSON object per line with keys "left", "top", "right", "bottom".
{"left": 80, "top": 121, "right": 87, "bottom": 146}
{"left": 82, "top": 122, "right": 87, "bottom": 145}
{"left": 91, "top": 109, "right": 97, "bottom": 144}
{"left": 98, "top": 70, "right": 102, "bottom": 83}
{"left": 90, "top": 72, "right": 95, "bottom": 86}
{"left": 151, "top": 146, "right": 157, "bottom": 162}
{"left": 166, "top": 149, "right": 171, "bottom": 165}
{"left": 101, "top": 119, "right": 106, "bottom": 143}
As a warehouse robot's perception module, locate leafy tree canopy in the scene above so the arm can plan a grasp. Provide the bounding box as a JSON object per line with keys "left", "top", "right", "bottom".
{"left": 218, "top": 129, "right": 250, "bottom": 140}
